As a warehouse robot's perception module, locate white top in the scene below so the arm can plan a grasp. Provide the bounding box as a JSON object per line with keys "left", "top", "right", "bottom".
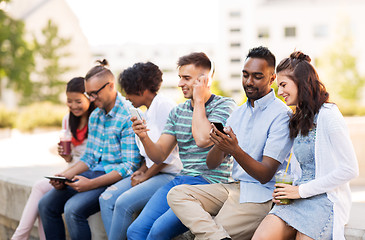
{"left": 136, "top": 94, "right": 182, "bottom": 174}
{"left": 291, "top": 103, "right": 359, "bottom": 240}
{"left": 62, "top": 114, "right": 87, "bottom": 167}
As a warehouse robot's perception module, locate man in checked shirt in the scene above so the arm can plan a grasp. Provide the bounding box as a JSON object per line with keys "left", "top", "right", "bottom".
{"left": 38, "top": 59, "right": 141, "bottom": 240}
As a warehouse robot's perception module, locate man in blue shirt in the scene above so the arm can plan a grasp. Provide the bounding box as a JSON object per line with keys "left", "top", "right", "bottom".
{"left": 38, "top": 60, "right": 141, "bottom": 240}
{"left": 168, "top": 47, "right": 293, "bottom": 240}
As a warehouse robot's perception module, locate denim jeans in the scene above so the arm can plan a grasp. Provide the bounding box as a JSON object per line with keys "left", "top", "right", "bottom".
{"left": 126, "top": 175, "right": 209, "bottom": 240}
{"left": 38, "top": 170, "right": 106, "bottom": 240}
{"left": 99, "top": 173, "right": 175, "bottom": 240}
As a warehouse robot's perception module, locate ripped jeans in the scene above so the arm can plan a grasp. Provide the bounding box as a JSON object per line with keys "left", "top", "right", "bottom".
{"left": 99, "top": 173, "right": 175, "bottom": 240}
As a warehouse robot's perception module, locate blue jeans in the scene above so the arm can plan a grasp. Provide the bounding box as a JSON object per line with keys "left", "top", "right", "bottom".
{"left": 127, "top": 175, "right": 209, "bottom": 240}
{"left": 38, "top": 170, "right": 106, "bottom": 240}
{"left": 99, "top": 173, "right": 175, "bottom": 240}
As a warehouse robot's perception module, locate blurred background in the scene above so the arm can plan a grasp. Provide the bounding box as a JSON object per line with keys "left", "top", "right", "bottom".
{"left": 0, "top": 0, "right": 364, "bottom": 173}
{"left": 0, "top": 1, "right": 364, "bottom": 238}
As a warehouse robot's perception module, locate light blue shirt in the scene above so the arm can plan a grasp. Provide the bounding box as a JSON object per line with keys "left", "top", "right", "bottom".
{"left": 226, "top": 89, "right": 293, "bottom": 203}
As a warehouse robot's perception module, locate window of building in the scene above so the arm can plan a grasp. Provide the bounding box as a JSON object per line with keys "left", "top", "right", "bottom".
{"left": 284, "top": 26, "right": 296, "bottom": 37}
{"left": 230, "top": 58, "right": 241, "bottom": 63}
{"left": 230, "top": 73, "right": 241, "bottom": 78}
{"left": 230, "top": 42, "right": 241, "bottom": 48}
{"left": 230, "top": 28, "right": 241, "bottom": 33}
{"left": 257, "top": 27, "right": 270, "bottom": 39}
{"left": 313, "top": 24, "right": 329, "bottom": 38}
{"left": 229, "top": 11, "right": 241, "bottom": 18}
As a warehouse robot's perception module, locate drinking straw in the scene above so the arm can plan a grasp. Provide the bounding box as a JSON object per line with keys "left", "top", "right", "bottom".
{"left": 284, "top": 153, "right": 292, "bottom": 176}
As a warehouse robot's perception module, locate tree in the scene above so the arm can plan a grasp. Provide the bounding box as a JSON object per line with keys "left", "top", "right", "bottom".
{"left": 317, "top": 16, "right": 365, "bottom": 104}
{"left": 0, "top": 4, "right": 35, "bottom": 100}
{"left": 31, "top": 19, "right": 72, "bottom": 103}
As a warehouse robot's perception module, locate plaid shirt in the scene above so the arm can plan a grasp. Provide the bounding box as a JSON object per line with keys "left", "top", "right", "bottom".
{"left": 81, "top": 93, "right": 141, "bottom": 177}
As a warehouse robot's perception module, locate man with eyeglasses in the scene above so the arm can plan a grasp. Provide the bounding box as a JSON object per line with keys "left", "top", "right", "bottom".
{"left": 167, "top": 47, "right": 293, "bottom": 240}
{"left": 39, "top": 60, "right": 141, "bottom": 240}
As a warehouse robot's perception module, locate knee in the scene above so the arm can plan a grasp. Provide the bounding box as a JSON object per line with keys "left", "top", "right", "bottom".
{"left": 126, "top": 221, "right": 140, "bottom": 239}
{"left": 99, "top": 191, "right": 114, "bottom": 210}
{"left": 167, "top": 185, "right": 188, "bottom": 206}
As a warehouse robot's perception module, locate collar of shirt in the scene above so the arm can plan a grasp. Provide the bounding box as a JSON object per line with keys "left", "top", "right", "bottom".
{"left": 247, "top": 89, "right": 276, "bottom": 111}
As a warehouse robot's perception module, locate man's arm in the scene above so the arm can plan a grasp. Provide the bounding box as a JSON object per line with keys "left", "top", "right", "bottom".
{"left": 132, "top": 117, "right": 178, "bottom": 164}
{"left": 66, "top": 170, "right": 122, "bottom": 192}
{"left": 191, "top": 75, "right": 214, "bottom": 148}
{"left": 210, "top": 124, "right": 280, "bottom": 184}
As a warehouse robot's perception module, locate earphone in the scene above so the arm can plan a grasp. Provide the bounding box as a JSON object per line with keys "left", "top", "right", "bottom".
{"left": 207, "top": 59, "right": 215, "bottom": 87}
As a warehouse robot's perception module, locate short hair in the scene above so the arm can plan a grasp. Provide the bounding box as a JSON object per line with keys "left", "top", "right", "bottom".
{"left": 85, "top": 59, "right": 114, "bottom": 81}
{"left": 177, "top": 52, "right": 211, "bottom": 70}
{"left": 246, "top": 46, "right": 276, "bottom": 69}
{"left": 118, "top": 62, "right": 163, "bottom": 95}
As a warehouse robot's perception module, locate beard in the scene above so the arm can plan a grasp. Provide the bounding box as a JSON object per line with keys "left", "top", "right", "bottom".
{"left": 243, "top": 86, "right": 261, "bottom": 100}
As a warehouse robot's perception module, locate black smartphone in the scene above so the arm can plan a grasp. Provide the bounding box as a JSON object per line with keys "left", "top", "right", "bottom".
{"left": 212, "top": 122, "right": 224, "bottom": 133}
{"left": 45, "top": 176, "right": 74, "bottom": 183}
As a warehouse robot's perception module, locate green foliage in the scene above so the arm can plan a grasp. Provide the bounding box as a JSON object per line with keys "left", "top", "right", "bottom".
{"left": 0, "top": 7, "right": 35, "bottom": 98}
{"left": 211, "top": 80, "right": 231, "bottom": 97}
{"left": 16, "top": 102, "right": 67, "bottom": 131}
{"left": 0, "top": 105, "right": 16, "bottom": 128}
{"left": 28, "top": 19, "right": 72, "bottom": 103}
{"left": 317, "top": 16, "right": 365, "bottom": 103}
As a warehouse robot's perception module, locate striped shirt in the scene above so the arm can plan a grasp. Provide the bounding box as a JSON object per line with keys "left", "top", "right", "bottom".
{"left": 163, "top": 94, "right": 236, "bottom": 183}
{"left": 81, "top": 93, "right": 141, "bottom": 177}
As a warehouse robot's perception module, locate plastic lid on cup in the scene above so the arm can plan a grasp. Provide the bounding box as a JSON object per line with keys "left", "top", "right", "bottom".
{"left": 59, "top": 129, "right": 72, "bottom": 141}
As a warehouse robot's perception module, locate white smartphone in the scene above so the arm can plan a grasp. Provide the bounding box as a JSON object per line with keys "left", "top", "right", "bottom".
{"left": 207, "top": 60, "right": 215, "bottom": 87}
{"left": 129, "top": 107, "right": 143, "bottom": 121}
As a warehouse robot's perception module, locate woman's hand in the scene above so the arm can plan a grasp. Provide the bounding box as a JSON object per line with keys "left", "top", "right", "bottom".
{"left": 58, "top": 143, "right": 72, "bottom": 163}
{"left": 272, "top": 184, "right": 300, "bottom": 204}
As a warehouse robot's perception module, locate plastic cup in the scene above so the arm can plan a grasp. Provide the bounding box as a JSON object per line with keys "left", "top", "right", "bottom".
{"left": 59, "top": 130, "right": 72, "bottom": 155}
{"left": 275, "top": 173, "right": 293, "bottom": 205}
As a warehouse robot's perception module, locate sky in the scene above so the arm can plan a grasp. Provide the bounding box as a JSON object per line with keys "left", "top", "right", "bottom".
{"left": 65, "top": 0, "right": 220, "bottom": 46}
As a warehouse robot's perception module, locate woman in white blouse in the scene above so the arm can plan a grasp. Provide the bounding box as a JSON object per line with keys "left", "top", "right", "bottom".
{"left": 253, "top": 51, "right": 359, "bottom": 240}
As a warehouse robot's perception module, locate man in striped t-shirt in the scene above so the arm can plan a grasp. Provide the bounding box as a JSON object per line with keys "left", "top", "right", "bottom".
{"left": 127, "top": 52, "right": 236, "bottom": 239}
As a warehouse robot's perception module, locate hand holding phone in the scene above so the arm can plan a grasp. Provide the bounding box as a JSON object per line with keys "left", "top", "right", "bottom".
{"left": 129, "top": 107, "right": 143, "bottom": 121}
{"left": 45, "top": 176, "right": 74, "bottom": 183}
{"left": 212, "top": 122, "right": 225, "bottom": 134}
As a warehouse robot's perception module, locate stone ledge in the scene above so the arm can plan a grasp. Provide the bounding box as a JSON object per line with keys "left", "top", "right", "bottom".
{"left": 1, "top": 176, "right": 364, "bottom": 240}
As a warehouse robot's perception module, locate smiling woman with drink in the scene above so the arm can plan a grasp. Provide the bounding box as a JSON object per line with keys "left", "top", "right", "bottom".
{"left": 11, "top": 77, "right": 94, "bottom": 240}
{"left": 252, "top": 51, "right": 359, "bottom": 240}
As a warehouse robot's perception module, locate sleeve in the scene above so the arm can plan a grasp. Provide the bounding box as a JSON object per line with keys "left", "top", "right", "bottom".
{"left": 80, "top": 111, "right": 98, "bottom": 169}
{"left": 207, "top": 97, "right": 236, "bottom": 125}
{"left": 298, "top": 107, "right": 359, "bottom": 198}
{"left": 103, "top": 117, "right": 142, "bottom": 177}
{"left": 263, "top": 111, "right": 293, "bottom": 164}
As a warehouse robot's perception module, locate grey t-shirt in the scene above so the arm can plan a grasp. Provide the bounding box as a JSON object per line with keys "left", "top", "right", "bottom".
{"left": 163, "top": 94, "right": 236, "bottom": 183}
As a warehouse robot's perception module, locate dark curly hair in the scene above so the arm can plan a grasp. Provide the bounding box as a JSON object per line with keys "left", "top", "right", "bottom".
{"left": 118, "top": 62, "right": 163, "bottom": 95}
{"left": 276, "top": 51, "right": 329, "bottom": 138}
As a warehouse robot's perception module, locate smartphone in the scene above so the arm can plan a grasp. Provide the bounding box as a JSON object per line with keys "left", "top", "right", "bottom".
{"left": 212, "top": 122, "right": 224, "bottom": 133}
{"left": 207, "top": 60, "right": 215, "bottom": 87}
{"left": 129, "top": 107, "right": 142, "bottom": 121}
{"left": 45, "top": 176, "right": 74, "bottom": 183}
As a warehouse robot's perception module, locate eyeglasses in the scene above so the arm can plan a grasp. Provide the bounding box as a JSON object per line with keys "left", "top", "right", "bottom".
{"left": 84, "top": 82, "right": 110, "bottom": 99}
